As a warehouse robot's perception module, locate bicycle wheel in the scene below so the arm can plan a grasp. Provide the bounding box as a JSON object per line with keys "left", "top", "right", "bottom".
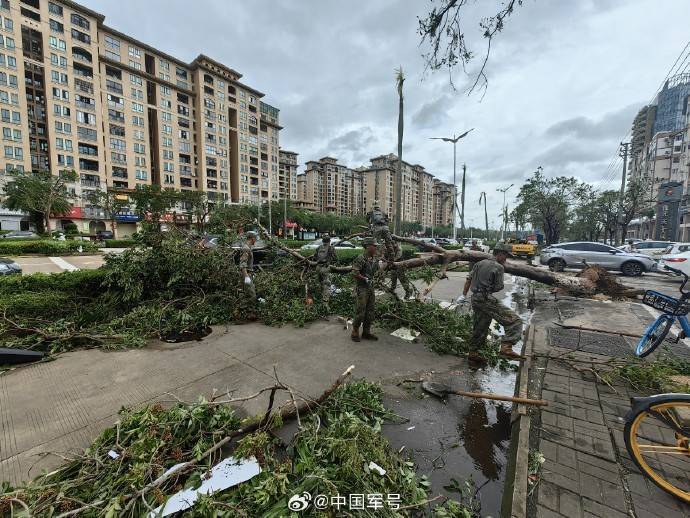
{"left": 624, "top": 397, "right": 690, "bottom": 502}
{"left": 636, "top": 315, "right": 674, "bottom": 357}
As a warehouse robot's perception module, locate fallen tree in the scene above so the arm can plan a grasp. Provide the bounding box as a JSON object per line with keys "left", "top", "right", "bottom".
{"left": 258, "top": 224, "right": 643, "bottom": 299}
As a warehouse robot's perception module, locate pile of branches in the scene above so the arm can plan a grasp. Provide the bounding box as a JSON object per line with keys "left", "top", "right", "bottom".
{"left": 1, "top": 377, "right": 478, "bottom": 516}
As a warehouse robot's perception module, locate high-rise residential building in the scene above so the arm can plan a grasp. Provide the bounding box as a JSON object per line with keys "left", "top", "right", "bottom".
{"left": 0, "top": 0, "right": 280, "bottom": 234}
{"left": 278, "top": 149, "right": 298, "bottom": 201}
{"left": 298, "top": 157, "right": 363, "bottom": 216}
{"left": 295, "top": 153, "right": 455, "bottom": 227}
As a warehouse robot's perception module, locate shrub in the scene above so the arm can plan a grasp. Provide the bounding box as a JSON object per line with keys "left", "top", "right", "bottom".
{"left": 277, "top": 238, "right": 306, "bottom": 249}
{"left": 0, "top": 239, "right": 99, "bottom": 256}
{"left": 0, "top": 268, "right": 106, "bottom": 295}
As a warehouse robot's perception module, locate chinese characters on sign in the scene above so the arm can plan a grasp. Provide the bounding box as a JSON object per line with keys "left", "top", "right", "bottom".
{"left": 287, "top": 492, "right": 401, "bottom": 512}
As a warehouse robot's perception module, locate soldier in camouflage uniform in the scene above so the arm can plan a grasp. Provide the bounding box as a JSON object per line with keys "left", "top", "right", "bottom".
{"left": 351, "top": 237, "right": 379, "bottom": 342}
{"left": 239, "top": 231, "right": 258, "bottom": 321}
{"left": 460, "top": 243, "right": 523, "bottom": 363}
{"left": 367, "top": 202, "right": 394, "bottom": 259}
{"left": 389, "top": 242, "right": 413, "bottom": 299}
{"left": 314, "top": 234, "right": 337, "bottom": 307}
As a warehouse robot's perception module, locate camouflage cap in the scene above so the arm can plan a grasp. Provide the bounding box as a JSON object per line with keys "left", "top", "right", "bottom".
{"left": 245, "top": 230, "right": 258, "bottom": 239}
{"left": 492, "top": 242, "right": 514, "bottom": 257}
{"left": 362, "top": 237, "right": 378, "bottom": 247}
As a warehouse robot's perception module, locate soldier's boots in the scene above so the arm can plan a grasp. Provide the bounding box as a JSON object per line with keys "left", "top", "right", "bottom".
{"left": 499, "top": 343, "right": 524, "bottom": 360}
{"left": 362, "top": 327, "right": 378, "bottom": 341}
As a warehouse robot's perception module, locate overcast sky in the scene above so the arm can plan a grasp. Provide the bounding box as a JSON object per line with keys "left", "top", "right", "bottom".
{"left": 84, "top": 0, "right": 689, "bottom": 227}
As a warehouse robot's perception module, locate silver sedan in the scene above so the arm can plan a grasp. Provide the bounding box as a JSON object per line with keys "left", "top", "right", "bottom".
{"left": 539, "top": 241, "right": 657, "bottom": 276}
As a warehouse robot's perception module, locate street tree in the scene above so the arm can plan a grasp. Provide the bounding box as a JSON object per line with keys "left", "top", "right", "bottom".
{"left": 515, "top": 170, "right": 588, "bottom": 245}
{"left": 129, "top": 185, "right": 179, "bottom": 233}
{"left": 3, "top": 169, "right": 77, "bottom": 233}
{"left": 178, "top": 190, "right": 213, "bottom": 234}
{"left": 85, "top": 189, "right": 129, "bottom": 239}
{"left": 418, "top": 0, "right": 524, "bottom": 92}
{"left": 570, "top": 197, "right": 603, "bottom": 242}
{"left": 479, "top": 191, "right": 489, "bottom": 233}
{"left": 596, "top": 190, "right": 619, "bottom": 245}
{"left": 618, "top": 178, "right": 647, "bottom": 242}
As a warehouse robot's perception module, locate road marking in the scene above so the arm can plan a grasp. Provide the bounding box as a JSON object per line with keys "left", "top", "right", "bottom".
{"left": 49, "top": 257, "right": 78, "bottom": 271}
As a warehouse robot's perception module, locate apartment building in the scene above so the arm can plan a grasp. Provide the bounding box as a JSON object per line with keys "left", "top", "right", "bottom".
{"left": 298, "top": 157, "right": 364, "bottom": 216}
{"left": 362, "top": 154, "right": 450, "bottom": 228}
{"left": 0, "top": 0, "right": 280, "bottom": 234}
{"left": 278, "top": 149, "right": 298, "bottom": 201}
{"left": 295, "top": 153, "right": 455, "bottom": 227}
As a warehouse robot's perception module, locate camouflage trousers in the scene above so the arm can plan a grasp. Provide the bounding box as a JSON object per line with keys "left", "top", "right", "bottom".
{"left": 390, "top": 267, "right": 412, "bottom": 298}
{"left": 316, "top": 265, "right": 332, "bottom": 303}
{"left": 469, "top": 293, "right": 522, "bottom": 351}
{"left": 240, "top": 280, "right": 257, "bottom": 315}
{"left": 352, "top": 285, "right": 375, "bottom": 330}
{"left": 372, "top": 225, "right": 395, "bottom": 259}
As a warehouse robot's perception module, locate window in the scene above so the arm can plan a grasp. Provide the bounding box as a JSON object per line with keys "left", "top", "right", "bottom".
{"left": 111, "top": 151, "right": 126, "bottom": 164}
{"left": 49, "top": 2, "right": 63, "bottom": 15}
{"left": 71, "top": 28, "right": 90, "bottom": 44}
{"left": 128, "top": 46, "right": 140, "bottom": 58}
{"left": 104, "top": 35, "right": 120, "bottom": 50}
{"left": 131, "top": 102, "right": 143, "bottom": 113}
{"left": 128, "top": 60, "right": 141, "bottom": 70}
{"left": 161, "top": 111, "right": 171, "bottom": 122}
{"left": 162, "top": 124, "right": 172, "bottom": 134}
{"left": 160, "top": 85, "right": 170, "bottom": 96}
{"left": 109, "top": 123, "right": 125, "bottom": 136}
{"left": 105, "top": 50, "right": 120, "bottom": 62}
{"left": 129, "top": 73, "right": 142, "bottom": 86}
{"left": 110, "top": 137, "right": 125, "bottom": 150}
{"left": 48, "top": 17, "right": 65, "bottom": 32}
{"left": 162, "top": 136, "right": 172, "bottom": 146}
{"left": 71, "top": 13, "right": 90, "bottom": 30}
{"left": 135, "top": 169, "right": 147, "bottom": 180}
{"left": 135, "top": 156, "right": 145, "bottom": 167}
{"left": 132, "top": 115, "right": 144, "bottom": 126}
{"left": 134, "top": 142, "right": 145, "bottom": 154}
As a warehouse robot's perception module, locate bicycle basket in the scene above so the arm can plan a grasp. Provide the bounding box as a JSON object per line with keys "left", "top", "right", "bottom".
{"left": 642, "top": 290, "right": 690, "bottom": 316}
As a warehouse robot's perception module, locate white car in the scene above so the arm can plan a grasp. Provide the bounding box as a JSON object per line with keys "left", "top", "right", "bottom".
{"left": 660, "top": 250, "right": 690, "bottom": 276}
{"left": 662, "top": 243, "right": 690, "bottom": 255}
{"left": 300, "top": 238, "right": 360, "bottom": 251}
{"left": 624, "top": 240, "right": 675, "bottom": 257}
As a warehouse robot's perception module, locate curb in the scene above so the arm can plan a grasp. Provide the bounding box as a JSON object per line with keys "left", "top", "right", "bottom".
{"left": 501, "top": 324, "right": 535, "bottom": 518}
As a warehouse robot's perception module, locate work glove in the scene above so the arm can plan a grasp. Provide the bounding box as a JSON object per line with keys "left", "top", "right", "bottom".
{"left": 455, "top": 294, "right": 467, "bottom": 304}
{"left": 244, "top": 276, "right": 252, "bottom": 285}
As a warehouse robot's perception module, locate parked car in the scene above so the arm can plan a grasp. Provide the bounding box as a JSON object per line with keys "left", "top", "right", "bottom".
{"left": 96, "top": 230, "right": 114, "bottom": 240}
{"left": 539, "top": 241, "right": 656, "bottom": 276}
{"left": 621, "top": 240, "right": 675, "bottom": 257}
{"left": 662, "top": 242, "right": 690, "bottom": 255}
{"left": 300, "top": 238, "right": 361, "bottom": 251}
{"left": 659, "top": 250, "right": 690, "bottom": 277}
{"left": 1, "top": 231, "right": 38, "bottom": 239}
{"left": 0, "top": 257, "right": 21, "bottom": 275}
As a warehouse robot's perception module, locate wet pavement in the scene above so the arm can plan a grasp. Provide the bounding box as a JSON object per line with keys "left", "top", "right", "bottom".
{"left": 385, "top": 272, "right": 534, "bottom": 516}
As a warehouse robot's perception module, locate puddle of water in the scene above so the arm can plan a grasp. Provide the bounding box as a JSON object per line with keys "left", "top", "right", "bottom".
{"left": 381, "top": 276, "right": 533, "bottom": 516}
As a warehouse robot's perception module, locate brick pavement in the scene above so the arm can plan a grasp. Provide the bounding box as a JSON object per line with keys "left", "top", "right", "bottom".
{"left": 527, "top": 296, "right": 690, "bottom": 518}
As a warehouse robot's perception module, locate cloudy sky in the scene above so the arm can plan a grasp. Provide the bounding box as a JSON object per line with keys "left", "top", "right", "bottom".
{"left": 84, "top": 0, "right": 689, "bottom": 227}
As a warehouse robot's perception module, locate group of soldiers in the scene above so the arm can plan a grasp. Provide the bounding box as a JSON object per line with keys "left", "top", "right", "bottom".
{"left": 237, "top": 201, "right": 523, "bottom": 365}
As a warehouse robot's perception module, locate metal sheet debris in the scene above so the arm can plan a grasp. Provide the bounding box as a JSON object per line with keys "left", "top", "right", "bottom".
{"left": 150, "top": 456, "right": 261, "bottom": 517}
{"left": 390, "top": 327, "right": 420, "bottom": 342}
{"left": 368, "top": 461, "right": 386, "bottom": 476}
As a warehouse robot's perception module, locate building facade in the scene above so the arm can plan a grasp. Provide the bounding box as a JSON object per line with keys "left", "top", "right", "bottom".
{"left": 0, "top": 0, "right": 280, "bottom": 234}
{"left": 278, "top": 149, "right": 298, "bottom": 201}
{"left": 296, "top": 153, "right": 455, "bottom": 228}
{"left": 298, "top": 157, "right": 364, "bottom": 216}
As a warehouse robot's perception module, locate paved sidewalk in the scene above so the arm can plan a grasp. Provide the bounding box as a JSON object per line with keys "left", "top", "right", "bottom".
{"left": 527, "top": 294, "right": 690, "bottom": 518}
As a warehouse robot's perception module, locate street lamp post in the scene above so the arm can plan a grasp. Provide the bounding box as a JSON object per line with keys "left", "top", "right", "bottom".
{"left": 430, "top": 128, "right": 474, "bottom": 241}
{"left": 496, "top": 184, "right": 514, "bottom": 241}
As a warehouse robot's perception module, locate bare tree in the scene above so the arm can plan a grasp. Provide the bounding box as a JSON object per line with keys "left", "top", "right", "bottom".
{"left": 418, "top": 0, "right": 523, "bottom": 93}
{"left": 394, "top": 67, "right": 405, "bottom": 234}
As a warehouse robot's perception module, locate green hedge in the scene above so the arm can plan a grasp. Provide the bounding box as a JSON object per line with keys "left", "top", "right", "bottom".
{"left": 102, "top": 239, "right": 139, "bottom": 248}
{"left": 0, "top": 240, "right": 99, "bottom": 256}
{"left": 0, "top": 268, "right": 107, "bottom": 295}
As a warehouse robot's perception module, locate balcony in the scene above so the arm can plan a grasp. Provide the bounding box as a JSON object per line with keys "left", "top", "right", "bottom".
{"left": 80, "top": 179, "right": 100, "bottom": 188}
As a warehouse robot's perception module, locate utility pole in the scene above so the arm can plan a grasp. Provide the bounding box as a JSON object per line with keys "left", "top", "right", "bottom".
{"left": 496, "top": 184, "right": 514, "bottom": 241}
{"left": 616, "top": 142, "right": 630, "bottom": 246}
{"left": 430, "top": 128, "right": 474, "bottom": 241}
{"left": 460, "top": 163, "right": 466, "bottom": 232}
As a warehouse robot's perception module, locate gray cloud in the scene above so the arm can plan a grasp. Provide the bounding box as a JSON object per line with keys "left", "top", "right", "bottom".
{"left": 545, "top": 103, "right": 643, "bottom": 140}
{"left": 412, "top": 94, "right": 453, "bottom": 129}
